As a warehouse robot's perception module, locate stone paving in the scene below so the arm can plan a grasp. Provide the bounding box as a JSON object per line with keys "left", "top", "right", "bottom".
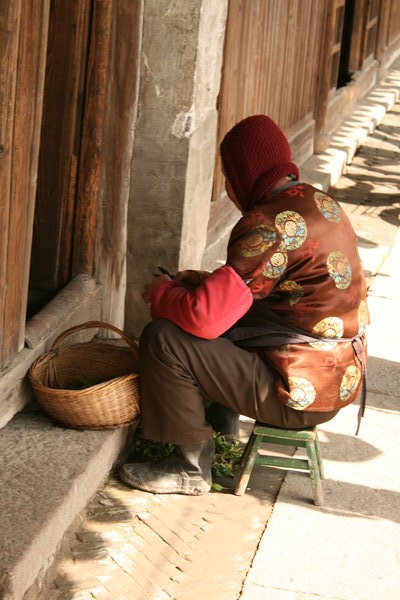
{"left": 30, "top": 97, "right": 400, "bottom": 600}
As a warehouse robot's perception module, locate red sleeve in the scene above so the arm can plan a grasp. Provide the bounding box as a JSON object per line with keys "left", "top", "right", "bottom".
{"left": 150, "top": 265, "right": 253, "bottom": 339}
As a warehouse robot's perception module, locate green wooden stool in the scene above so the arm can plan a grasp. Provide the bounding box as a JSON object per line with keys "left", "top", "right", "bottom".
{"left": 234, "top": 423, "right": 324, "bottom": 505}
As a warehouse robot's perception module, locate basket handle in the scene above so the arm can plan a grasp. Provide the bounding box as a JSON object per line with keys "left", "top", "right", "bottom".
{"left": 51, "top": 321, "right": 139, "bottom": 358}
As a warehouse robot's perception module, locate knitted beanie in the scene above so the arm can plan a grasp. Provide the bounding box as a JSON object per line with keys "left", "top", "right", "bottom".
{"left": 220, "top": 115, "right": 299, "bottom": 211}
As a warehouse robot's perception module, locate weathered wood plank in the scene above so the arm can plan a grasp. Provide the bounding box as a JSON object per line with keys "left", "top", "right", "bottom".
{"left": 0, "top": 0, "right": 50, "bottom": 368}
{"left": 72, "top": 0, "right": 114, "bottom": 278}
{"left": 0, "top": 0, "right": 23, "bottom": 368}
{"left": 96, "top": 0, "right": 142, "bottom": 329}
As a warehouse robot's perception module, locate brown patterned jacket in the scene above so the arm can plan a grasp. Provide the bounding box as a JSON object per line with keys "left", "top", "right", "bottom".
{"left": 226, "top": 182, "right": 369, "bottom": 413}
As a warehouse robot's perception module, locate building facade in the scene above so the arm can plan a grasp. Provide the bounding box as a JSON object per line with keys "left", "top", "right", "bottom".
{"left": 1, "top": 0, "right": 400, "bottom": 428}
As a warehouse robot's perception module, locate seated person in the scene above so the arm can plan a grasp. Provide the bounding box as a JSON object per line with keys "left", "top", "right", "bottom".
{"left": 120, "top": 115, "right": 368, "bottom": 496}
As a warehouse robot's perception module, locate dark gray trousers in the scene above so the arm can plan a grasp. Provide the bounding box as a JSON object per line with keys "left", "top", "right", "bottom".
{"left": 139, "top": 319, "right": 338, "bottom": 445}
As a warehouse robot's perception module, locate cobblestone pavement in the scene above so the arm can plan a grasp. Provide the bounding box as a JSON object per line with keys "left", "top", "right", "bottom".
{"left": 33, "top": 102, "right": 400, "bottom": 600}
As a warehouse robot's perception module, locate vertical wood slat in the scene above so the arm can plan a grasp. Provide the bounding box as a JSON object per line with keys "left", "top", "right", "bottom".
{"left": 0, "top": 1, "right": 22, "bottom": 367}
{"left": 71, "top": 0, "right": 142, "bottom": 328}
{"left": 97, "top": 0, "right": 143, "bottom": 328}
{"left": 30, "top": 0, "right": 92, "bottom": 291}
{"left": 0, "top": 0, "right": 50, "bottom": 368}
{"left": 72, "top": 0, "right": 114, "bottom": 278}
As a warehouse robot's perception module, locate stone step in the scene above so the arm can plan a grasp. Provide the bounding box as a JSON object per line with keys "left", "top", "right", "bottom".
{"left": 0, "top": 409, "right": 129, "bottom": 600}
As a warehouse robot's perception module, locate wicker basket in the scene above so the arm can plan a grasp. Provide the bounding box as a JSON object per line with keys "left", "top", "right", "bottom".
{"left": 28, "top": 321, "right": 140, "bottom": 429}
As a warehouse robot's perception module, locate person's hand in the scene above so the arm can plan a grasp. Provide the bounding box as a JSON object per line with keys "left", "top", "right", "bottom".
{"left": 174, "top": 270, "right": 211, "bottom": 290}
{"left": 142, "top": 274, "right": 170, "bottom": 305}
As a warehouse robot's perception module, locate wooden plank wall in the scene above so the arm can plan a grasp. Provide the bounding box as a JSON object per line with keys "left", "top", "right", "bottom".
{"left": 213, "top": 0, "right": 325, "bottom": 204}
{"left": 0, "top": 0, "right": 141, "bottom": 371}
{"left": 0, "top": 1, "right": 50, "bottom": 369}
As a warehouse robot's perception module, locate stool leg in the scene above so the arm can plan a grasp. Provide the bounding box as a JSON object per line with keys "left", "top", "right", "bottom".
{"left": 234, "top": 434, "right": 262, "bottom": 496}
{"left": 306, "top": 441, "right": 324, "bottom": 506}
{"left": 314, "top": 432, "right": 324, "bottom": 479}
{"left": 239, "top": 430, "right": 255, "bottom": 468}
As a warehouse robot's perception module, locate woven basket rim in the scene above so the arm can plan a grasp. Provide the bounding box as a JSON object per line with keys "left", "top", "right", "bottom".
{"left": 29, "top": 370, "right": 139, "bottom": 395}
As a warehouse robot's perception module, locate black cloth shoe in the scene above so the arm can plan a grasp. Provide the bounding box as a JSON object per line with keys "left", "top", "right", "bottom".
{"left": 119, "top": 437, "right": 215, "bottom": 495}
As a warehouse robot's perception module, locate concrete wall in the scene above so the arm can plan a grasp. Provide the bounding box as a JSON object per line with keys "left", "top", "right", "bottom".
{"left": 125, "top": 0, "right": 228, "bottom": 336}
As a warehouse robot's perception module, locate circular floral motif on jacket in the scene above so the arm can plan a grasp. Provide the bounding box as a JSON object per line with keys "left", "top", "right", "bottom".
{"left": 340, "top": 366, "right": 361, "bottom": 401}
{"left": 275, "top": 211, "right": 307, "bottom": 250}
{"left": 312, "top": 317, "right": 344, "bottom": 339}
{"left": 358, "top": 300, "right": 369, "bottom": 331}
{"left": 279, "top": 280, "right": 305, "bottom": 305}
{"left": 263, "top": 250, "right": 288, "bottom": 278}
{"left": 236, "top": 225, "right": 277, "bottom": 257}
{"left": 287, "top": 376, "right": 316, "bottom": 410}
{"left": 314, "top": 191, "right": 341, "bottom": 223}
{"left": 326, "top": 251, "right": 352, "bottom": 289}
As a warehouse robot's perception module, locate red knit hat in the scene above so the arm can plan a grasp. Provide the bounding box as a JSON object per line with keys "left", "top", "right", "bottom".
{"left": 220, "top": 115, "right": 299, "bottom": 211}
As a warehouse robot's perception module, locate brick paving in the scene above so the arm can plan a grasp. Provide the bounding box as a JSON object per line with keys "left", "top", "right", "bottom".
{"left": 34, "top": 419, "right": 288, "bottom": 600}
{"left": 32, "top": 102, "right": 400, "bottom": 600}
